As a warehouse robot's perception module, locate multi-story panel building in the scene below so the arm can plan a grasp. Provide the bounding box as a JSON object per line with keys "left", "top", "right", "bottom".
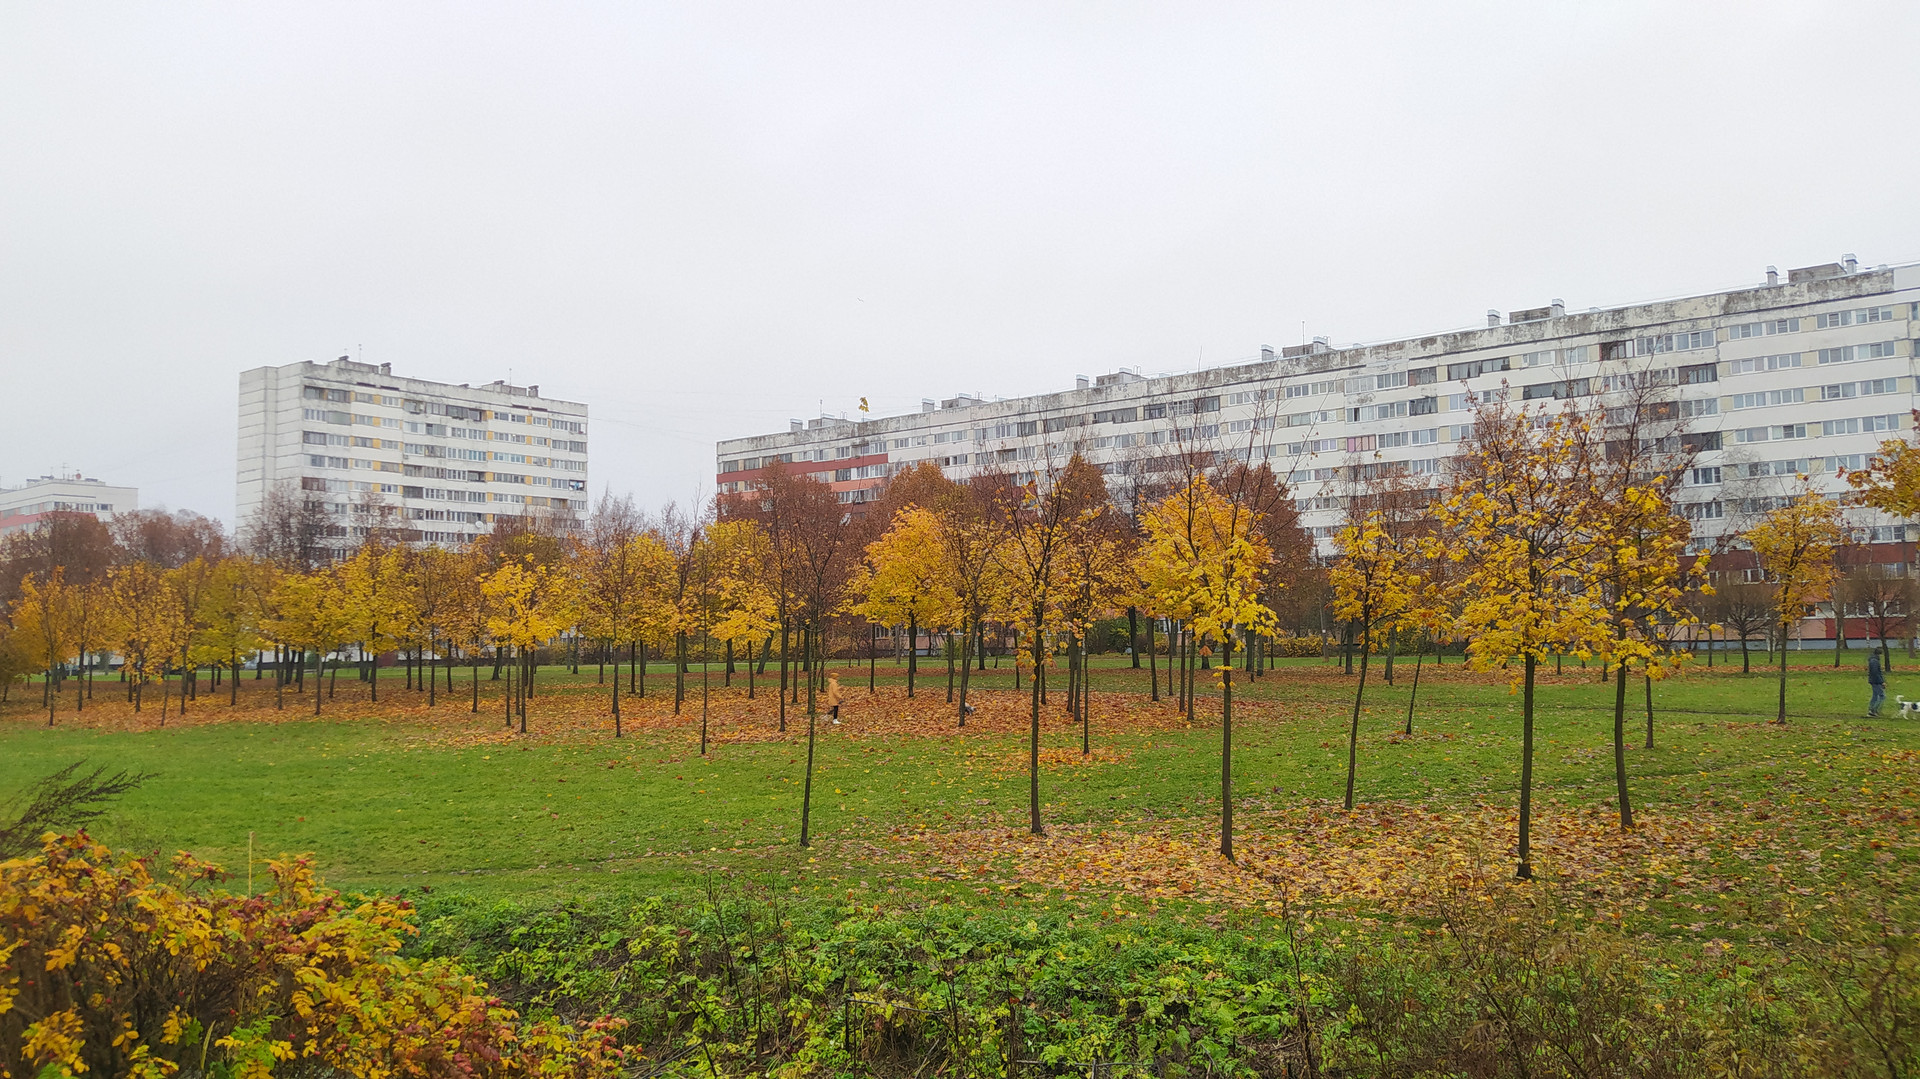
{"left": 717, "top": 257, "right": 1920, "bottom": 557}
{"left": 238, "top": 358, "right": 588, "bottom": 551}
{"left": 0, "top": 473, "right": 138, "bottom": 537}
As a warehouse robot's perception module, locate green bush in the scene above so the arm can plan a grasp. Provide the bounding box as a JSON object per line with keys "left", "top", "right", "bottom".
{"left": 409, "top": 869, "right": 1920, "bottom": 1079}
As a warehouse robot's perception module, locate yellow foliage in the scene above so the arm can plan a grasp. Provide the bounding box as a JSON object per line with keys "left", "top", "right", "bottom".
{"left": 0, "top": 833, "right": 627, "bottom": 1077}
{"left": 1136, "top": 474, "right": 1277, "bottom": 650}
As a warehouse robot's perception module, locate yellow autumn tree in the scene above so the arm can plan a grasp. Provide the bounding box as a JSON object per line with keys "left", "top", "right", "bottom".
{"left": 1589, "top": 477, "right": 1701, "bottom": 828}
{"left": 197, "top": 555, "right": 266, "bottom": 707}
{"left": 1435, "top": 398, "right": 1611, "bottom": 879}
{"left": 102, "top": 562, "right": 187, "bottom": 718}
{"left": 335, "top": 542, "right": 410, "bottom": 703}
{"left": 441, "top": 546, "right": 496, "bottom": 715}
{"left": 847, "top": 507, "right": 960, "bottom": 701}
{"left": 1055, "top": 497, "right": 1133, "bottom": 752}
{"left": 1745, "top": 491, "right": 1844, "bottom": 725}
{"left": 990, "top": 456, "right": 1106, "bottom": 836}
{"left": 627, "top": 531, "right": 680, "bottom": 703}
{"left": 167, "top": 555, "right": 220, "bottom": 714}
{"left": 573, "top": 529, "right": 653, "bottom": 733}
{"left": 13, "top": 570, "right": 79, "bottom": 726}
{"left": 1844, "top": 408, "right": 1920, "bottom": 517}
{"left": 1137, "top": 472, "right": 1277, "bottom": 861}
{"left": 703, "top": 519, "right": 779, "bottom": 701}
{"left": 483, "top": 557, "right": 574, "bottom": 733}
{"left": 269, "top": 567, "right": 351, "bottom": 716}
{"left": 1330, "top": 510, "right": 1422, "bottom": 811}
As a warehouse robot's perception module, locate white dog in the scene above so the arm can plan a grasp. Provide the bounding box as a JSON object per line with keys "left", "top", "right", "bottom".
{"left": 1894, "top": 695, "right": 1920, "bottom": 715}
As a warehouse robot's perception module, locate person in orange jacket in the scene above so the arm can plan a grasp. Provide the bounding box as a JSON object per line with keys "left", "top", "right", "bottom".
{"left": 825, "top": 674, "right": 843, "bottom": 723}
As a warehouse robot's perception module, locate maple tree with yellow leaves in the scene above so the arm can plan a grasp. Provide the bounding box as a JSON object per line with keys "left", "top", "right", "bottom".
{"left": 1330, "top": 510, "right": 1421, "bottom": 811}
{"left": 848, "top": 506, "right": 961, "bottom": 701}
{"left": 1436, "top": 397, "right": 1611, "bottom": 879}
{"left": 483, "top": 557, "right": 576, "bottom": 733}
{"left": 12, "top": 570, "right": 80, "bottom": 726}
{"left": 1587, "top": 468, "right": 1702, "bottom": 828}
{"left": 1137, "top": 471, "right": 1277, "bottom": 861}
{"left": 1745, "top": 489, "right": 1844, "bottom": 725}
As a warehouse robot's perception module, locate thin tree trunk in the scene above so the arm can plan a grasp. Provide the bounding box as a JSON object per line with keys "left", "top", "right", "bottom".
{"left": 1613, "top": 662, "right": 1635, "bottom": 829}
{"left": 1775, "top": 620, "right": 1790, "bottom": 723}
{"left": 1517, "top": 653, "right": 1538, "bottom": 879}
{"left": 1081, "top": 634, "right": 1091, "bottom": 756}
{"left": 1128, "top": 606, "right": 1140, "bottom": 668}
{"left": 957, "top": 616, "right": 974, "bottom": 726}
{"left": 1644, "top": 671, "right": 1655, "bottom": 749}
{"left": 778, "top": 620, "right": 790, "bottom": 732}
{"left": 1404, "top": 649, "right": 1423, "bottom": 735}
{"left": 907, "top": 611, "right": 918, "bottom": 699}
{"left": 869, "top": 623, "right": 877, "bottom": 693}
{"left": 946, "top": 631, "right": 956, "bottom": 704}
{"left": 1029, "top": 608, "right": 1044, "bottom": 836}
{"left": 1221, "top": 634, "right": 1234, "bottom": 860}
{"left": 1148, "top": 617, "right": 1159, "bottom": 702}
{"left": 1345, "top": 630, "right": 1370, "bottom": 811}
{"left": 675, "top": 631, "right": 687, "bottom": 714}
{"left": 799, "top": 637, "right": 818, "bottom": 849}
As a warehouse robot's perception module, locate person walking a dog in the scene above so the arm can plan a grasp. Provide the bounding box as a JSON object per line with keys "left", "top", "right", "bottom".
{"left": 1868, "top": 650, "right": 1886, "bottom": 717}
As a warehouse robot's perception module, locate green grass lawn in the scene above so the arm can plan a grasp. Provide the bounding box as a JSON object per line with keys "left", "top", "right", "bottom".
{"left": 4, "top": 648, "right": 1916, "bottom": 927}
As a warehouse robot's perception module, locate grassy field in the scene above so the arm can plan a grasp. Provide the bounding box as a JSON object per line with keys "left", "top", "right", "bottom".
{"left": 4, "top": 647, "right": 1917, "bottom": 932}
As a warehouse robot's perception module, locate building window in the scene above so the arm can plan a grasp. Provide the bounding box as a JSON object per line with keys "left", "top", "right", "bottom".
{"left": 1730, "top": 388, "right": 1804, "bottom": 409}
{"left": 1729, "top": 353, "right": 1801, "bottom": 374}
{"left": 1681, "top": 501, "right": 1724, "bottom": 521}
{"left": 1727, "top": 318, "right": 1799, "bottom": 338}
{"left": 1642, "top": 330, "right": 1715, "bottom": 354}
{"left": 1447, "top": 357, "right": 1510, "bottom": 381}
{"left": 1688, "top": 467, "right": 1722, "bottom": 486}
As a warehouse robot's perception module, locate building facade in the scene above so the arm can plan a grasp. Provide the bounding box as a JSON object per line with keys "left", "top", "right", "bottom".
{"left": 717, "top": 257, "right": 1920, "bottom": 557}
{"left": 0, "top": 473, "right": 138, "bottom": 537}
{"left": 238, "top": 358, "right": 589, "bottom": 550}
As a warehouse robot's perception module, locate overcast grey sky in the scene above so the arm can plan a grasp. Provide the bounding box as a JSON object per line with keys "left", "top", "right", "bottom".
{"left": 5, "top": 2, "right": 1918, "bottom": 522}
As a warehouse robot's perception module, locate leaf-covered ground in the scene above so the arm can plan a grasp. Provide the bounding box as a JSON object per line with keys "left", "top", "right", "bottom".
{"left": 3, "top": 654, "right": 1917, "bottom": 950}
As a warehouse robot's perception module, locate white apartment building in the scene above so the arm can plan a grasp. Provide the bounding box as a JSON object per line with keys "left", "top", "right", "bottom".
{"left": 238, "top": 358, "right": 589, "bottom": 548}
{"left": 717, "top": 256, "right": 1920, "bottom": 550}
{"left": 0, "top": 473, "right": 138, "bottom": 537}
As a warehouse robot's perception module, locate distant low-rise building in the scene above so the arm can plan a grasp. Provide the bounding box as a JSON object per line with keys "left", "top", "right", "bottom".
{"left": 0, "top": 473, "right": 137, "bottom": 537}
{"left": 237, "top": 357, "right": 589, "bottom": 554}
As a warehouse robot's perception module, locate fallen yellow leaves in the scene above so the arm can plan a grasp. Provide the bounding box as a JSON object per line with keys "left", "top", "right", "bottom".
{"left": 889, "top": 801, "right": 1726, "bottom": 917}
